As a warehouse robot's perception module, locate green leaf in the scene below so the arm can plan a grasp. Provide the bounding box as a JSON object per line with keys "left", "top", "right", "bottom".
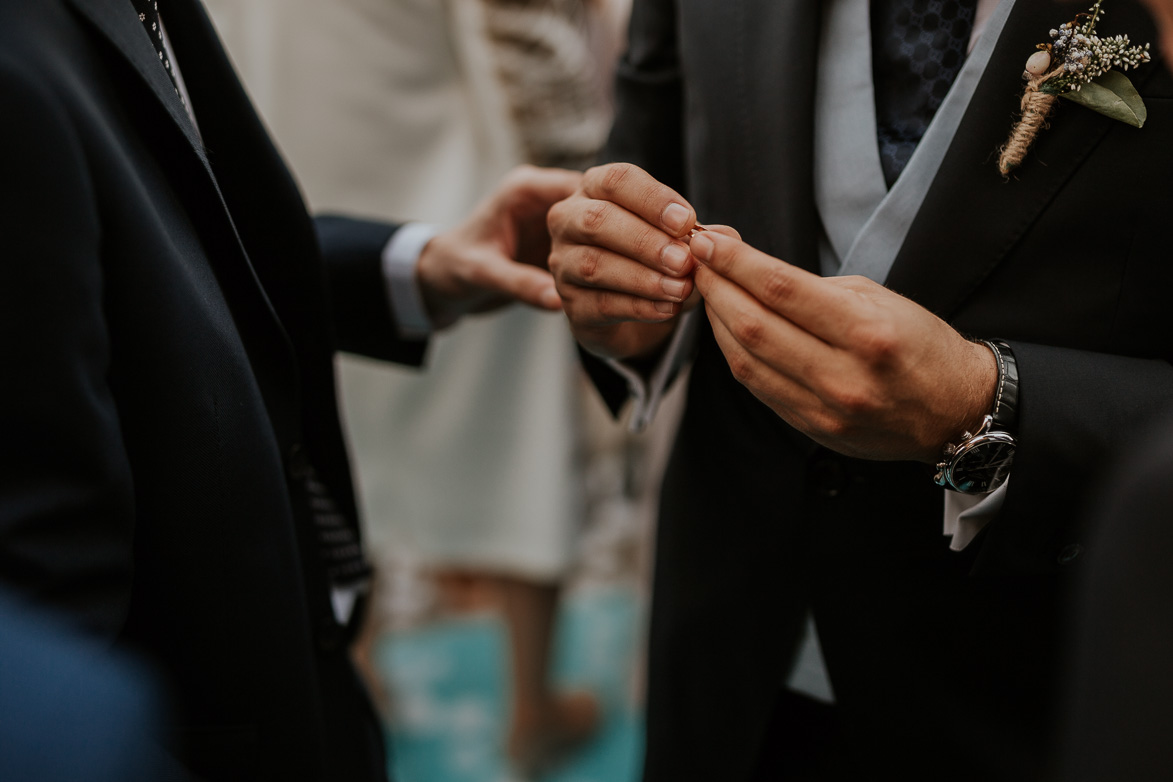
{"left": 1059, "top": 70, "right": 1147, "bottom": 128}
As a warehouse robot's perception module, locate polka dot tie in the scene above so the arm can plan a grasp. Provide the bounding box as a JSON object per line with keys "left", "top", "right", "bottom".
{"left": 129, "top": 0, "right": 184, "bottom": 104}
{"left": 871, "top": 0, "right": 977, "bottom": 187}
{"left": 288, "top": 450, "right": 373, "bottom": 595}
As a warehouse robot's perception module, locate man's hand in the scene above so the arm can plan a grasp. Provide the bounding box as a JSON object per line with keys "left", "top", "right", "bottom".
{"left": 547, "top": 163, "right": 703, "bottom": 361}
{"left": 690, "top": 230, "right": 998, "bottom": 463}
{"left": 416, "top": 165, "right": 582, "bottom": 325}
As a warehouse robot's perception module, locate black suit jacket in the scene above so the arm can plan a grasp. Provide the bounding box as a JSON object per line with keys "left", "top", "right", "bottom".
{"left": 595, "top": 1, "right": 1173, "bottom": 779}
{"left": 1062, "top": 412, "right": 1173, "bottom": 782}
{"left": 0, "top": 1, "right": 423, "bottom": 779}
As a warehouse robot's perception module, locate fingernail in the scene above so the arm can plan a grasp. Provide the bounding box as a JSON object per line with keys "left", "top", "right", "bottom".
{"left": 661, "top": 203, "right": 691, "bottom": 234}
{"left": 690, "top": 232, "right": 715, "bottom": 262}
{"left": 655, "top": 301, "right": 678, "bottom": 314}
{"left": 660, "top": 278, "right": 687, "bottom": 300}
{"left": 661, "top": 243, "right": 690, "bottom": 274}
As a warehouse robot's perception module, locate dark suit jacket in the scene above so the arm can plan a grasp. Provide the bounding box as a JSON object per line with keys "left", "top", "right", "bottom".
{"left": 1062, "top": 412, "right": 1173, "bottom": 782}
{"left": 593, "top": 1, "right": 1173, "bottom": 779}
{"left": 0, "top": 1, "right": 424, "bottom": 779}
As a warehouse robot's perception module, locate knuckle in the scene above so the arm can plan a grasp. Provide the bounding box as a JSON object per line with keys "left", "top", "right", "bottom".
{"left": 598, "top": 162, "right": 635, "bottom": 198}
{"left": 580, "top": 200, "right": 611, "bottom": 236}
{"left": 850, "top": 320, "right": 898, "bottom": 363}
{"left": 726, "top": 351, "right": 757, "bottom": 386}
{"left": 577, "top": 247, "right": 604, "bottom": 284}
{"left": 728, "top": 312, "right": 767, "bottom": 353}
{"left": 828, "top": 382, "right": 880, "bottom": 418}
{"left": 630, "top": 226, "right": 659, "bottom": 260}
{"left": 759, "top": 268, "right": 799, "bottom": 304}
{"left": 816, "top": 412, "right": 854, "bottom": 441}
{"left": 595, "top": 290, "right": 622, "bottom": 321}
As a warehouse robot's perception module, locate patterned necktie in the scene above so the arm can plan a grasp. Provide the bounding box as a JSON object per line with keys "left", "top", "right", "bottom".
{"left": 128, "top": 0, "right": 184, "bottom": 104}
{"left": 871, "top": 0, "right": 976, "bottom": 187}
{"left": 288, "top": 449, "right": 372, "bottom": 605}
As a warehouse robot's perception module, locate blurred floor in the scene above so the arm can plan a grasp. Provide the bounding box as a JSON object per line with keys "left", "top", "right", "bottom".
{"left": 376, "top": 586, "right": 644, "bottom": 782}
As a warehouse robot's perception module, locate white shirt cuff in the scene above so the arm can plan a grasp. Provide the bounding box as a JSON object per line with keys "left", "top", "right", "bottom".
{"left": 381, "top": 223, "right": 442, "bottom": 340}
{"left": 605, "top": 308, "right": 701, "bottom": 432}
{"left": 942, "top": 479, "right": 1009, "bottom": 550}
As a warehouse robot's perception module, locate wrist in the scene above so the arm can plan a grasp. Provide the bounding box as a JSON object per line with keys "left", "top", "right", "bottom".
{"left": 959, "top": 337, "right": 1001, "bottom": 439}
{"left": 933, "top": 339, "right": 1018, "bottom": 494}
{"left": 414, "top": 231, "right": 465, "bottom": 330}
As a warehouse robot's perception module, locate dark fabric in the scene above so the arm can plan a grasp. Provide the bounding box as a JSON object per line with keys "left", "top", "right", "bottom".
{"left": 315, "top": 215, "right": 428, "bottom": 365}
{"left": 1062, "top": 411, "right": 1173, "bottom": 782}
{"left": 748, "top": 691, "right": 858, "bottom": 782}
{"left": 0, "top": 0, "right": 418, "bottom": 779}
{"left": 871, "top": 0, "right": 977, "bottom": 186}
{"left": 600, "top": 1, "right": 1173, "bottom": 780}
{"left": 128, "top": 0, "right": 182, "bottom": 99}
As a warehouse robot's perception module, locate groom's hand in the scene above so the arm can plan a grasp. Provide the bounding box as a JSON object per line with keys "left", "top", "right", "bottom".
{"left": 547, "top": 163, "right": 705, "bottom": 361}
{"left": 416, "top": 165, "right": 582, "bottom": 324}
{"left": 690, "top": 230, "right": 998, "bottom": 463}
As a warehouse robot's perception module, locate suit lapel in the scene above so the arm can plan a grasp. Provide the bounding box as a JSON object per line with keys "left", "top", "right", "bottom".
{"left": 66, "top": 0, "right": 302, "bottom": 439}
{"left": 728, "top": 0, "right": 823, "bottom": 272}
{"left": 885, "top": 0, "right": 1160, "bottom": 318}
{"left": 65, "top": 0, "right": 210, "bottom": 173}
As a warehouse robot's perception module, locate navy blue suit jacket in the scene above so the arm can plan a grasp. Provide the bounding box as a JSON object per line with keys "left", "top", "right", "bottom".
{"left": 0, "top": 1, "right": 426, "bottom": 779}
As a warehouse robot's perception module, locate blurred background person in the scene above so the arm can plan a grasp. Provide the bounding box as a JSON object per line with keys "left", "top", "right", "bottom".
{"left": 202, "top": 2, "right": 668, "bottom": 780}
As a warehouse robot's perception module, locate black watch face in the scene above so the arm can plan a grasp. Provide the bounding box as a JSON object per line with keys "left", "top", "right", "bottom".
{"left": 950, "top": 438, "right": 1016, "bottom": 494}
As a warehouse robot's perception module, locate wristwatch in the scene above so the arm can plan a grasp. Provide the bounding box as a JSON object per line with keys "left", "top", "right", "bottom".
{"left": 933, "top": 340, "right": 1018, "bottom": 495}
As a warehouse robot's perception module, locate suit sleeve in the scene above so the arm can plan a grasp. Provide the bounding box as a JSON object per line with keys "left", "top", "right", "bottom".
{"left": 314, "top": 215, "right": 428, "bottom": 368}
{"left": 978, "top": 343, "right": 1173, "bottom": 573}
{"left": 0, "top": 55, "right": 137, "bottom": 634}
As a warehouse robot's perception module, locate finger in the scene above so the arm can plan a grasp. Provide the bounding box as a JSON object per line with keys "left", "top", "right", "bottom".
{"left": 551, "top": 194, "right": 695, "bottom": 277}
{"left": 690, "top": 230, "right": 867, "bottom": 348}
{"left": 705, "top": 300, "right": 826, "bottom": 430}
{"left": 581, "top": 162, "right": 697, "bottom": 239}
{"left": 503, "top": 165, "right": 584, "bottom": 212}
{"left": 698, "top": 224, "right": 742, "bottom": 240}
{"left": 563, "top": 284, "right": 682, "bottom": 325}
{"left": 472, "top": 249, "right": 563, "bottom": 310}
{"left": 694, "top": 263, "right": 832, "bottom": 392}
{"left": 555, "top": 244, "right": 695, "bottom": 305}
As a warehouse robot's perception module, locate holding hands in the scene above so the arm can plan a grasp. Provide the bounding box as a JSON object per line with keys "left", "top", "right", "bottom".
{"left": 547, "top": 162, "right": 997, "bottom": 464}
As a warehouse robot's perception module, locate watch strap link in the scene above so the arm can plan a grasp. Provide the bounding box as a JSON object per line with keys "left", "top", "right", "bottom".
{"left": 979, "top": 339, "right": 1018, "bottom": 432}
{"left": 933, "top": 339, "right": 1019, "bottom": 493}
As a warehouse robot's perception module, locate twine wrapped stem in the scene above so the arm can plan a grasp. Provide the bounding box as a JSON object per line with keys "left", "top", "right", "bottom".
{"left": 997, "top": 65, "right": 1066, "bottom": 177}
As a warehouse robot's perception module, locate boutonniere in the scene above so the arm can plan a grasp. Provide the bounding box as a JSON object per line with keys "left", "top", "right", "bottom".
{"left": 998, "top": 0, "right": 1152, "bottom": 176}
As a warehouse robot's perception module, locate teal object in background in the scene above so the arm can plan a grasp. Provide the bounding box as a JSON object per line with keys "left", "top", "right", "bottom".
{"left": 376, "top": 587, "right": 644, "bottom": 782}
